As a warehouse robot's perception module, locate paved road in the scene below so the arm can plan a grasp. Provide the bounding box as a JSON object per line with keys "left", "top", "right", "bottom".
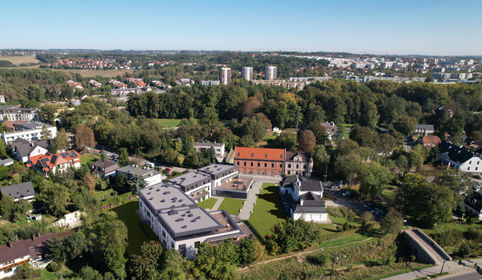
{"left": 384, "top": 259, "right": 482, "bottom": 280}
{"left": 239, "top": 181, "right": 264, "bottom": 220}
{"left": 442, "top": 272, "right": 481, "bottom": 280}
{"left": 324, "top": 189, "right": 365, "bottom": 215}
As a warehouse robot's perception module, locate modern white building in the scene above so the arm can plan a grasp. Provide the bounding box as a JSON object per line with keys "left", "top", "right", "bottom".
{"left": 1, "top": 122, "right": 56, "bottom": 145}
{"left": 219, "top": 67, "right": 231, "bottom": 85}
{"left": 265, "top": 66, "right": 277, "bottom": 80}
{"left": 242, "top": 67, "right": 253, "bottom": 81}
{"left": 0, "top": 106, "right": 38, "bottom": 122}
{"left": 168, "top": 171, "right": 212, "bottom": 203}
{"left": 439, "top": 141, "right": 481, "bottom": 174}
{"left": 193, "top": 142, "right": 225, "bottom": 157}
{"left": 116, "top": 165, "right": 165, "bottom": 187}
{"left": 138, "top": 183, "right": 247, "bottom": 259}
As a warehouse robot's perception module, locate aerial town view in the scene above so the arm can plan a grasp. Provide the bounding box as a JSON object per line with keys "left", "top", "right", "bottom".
{"left": 0, "top": 1, "right": 481, "bottom": 280}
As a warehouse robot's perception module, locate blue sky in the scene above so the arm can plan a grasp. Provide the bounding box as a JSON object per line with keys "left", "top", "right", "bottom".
{"left": 1, "top": 0, "right": 481, "bottom": 55}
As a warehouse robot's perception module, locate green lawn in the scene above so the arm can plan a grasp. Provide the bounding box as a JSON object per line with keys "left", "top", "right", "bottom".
{"left": 197, "top": 197, "right": 217, "bottom": 209}
{"left": 155, "top": 118, "right": 182, "bottom": 128}
{"left": 0, "top": 166, "right": 9, "bottom": 180}
{"left": 80, "top": 153, "right": 100, "bottom": 167}
{"left": 321, "top": 232, "right": 370, "bottom": 247}
{"left": 248, "top": 183, "right": 286, "bottom": 238}
{"left": 341, "top": 123, "right": 353, "bottom": 139}
{"left": 111, "top": 200, "right": 157, "bottom": 255}
{"left": 218, "top": 198, "right": 244, "bottom": 215}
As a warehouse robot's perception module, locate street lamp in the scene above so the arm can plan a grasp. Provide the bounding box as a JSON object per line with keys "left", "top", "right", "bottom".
{"left": 440, "top": 260, "right": 447, "bottom": 275}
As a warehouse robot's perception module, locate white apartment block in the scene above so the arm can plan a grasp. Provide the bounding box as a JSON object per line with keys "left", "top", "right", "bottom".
{"left": 1, "top": 123, "right": 57, "bottom": 145}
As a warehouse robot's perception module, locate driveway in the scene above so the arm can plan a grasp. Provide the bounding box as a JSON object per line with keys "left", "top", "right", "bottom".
{"left": 324, "top": 188, "right": 365, "bottom": 215}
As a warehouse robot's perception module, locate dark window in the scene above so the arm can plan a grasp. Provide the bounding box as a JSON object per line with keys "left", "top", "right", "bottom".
{"left": 251, "top": 162, "right": 253, "bottom": 166}
{"left": 265, "top": 154, "right": 268, "bottom": 158}
{"left": 264, "top": 163, "right": 267, "bottom": 167}
{"left": 258, "top": 162, "right": 260, "bottom": 167}
{"left": 272, "top": 163, "right": 274, "bottom": 168}
{"left": 251, "top": 153, "right": 254, "bottom": 157}
{"left": 244, "top": 162, "right": 246, "bottom": 166}
{"left": 237, "top": 152, "right": 240, "bottom": 157}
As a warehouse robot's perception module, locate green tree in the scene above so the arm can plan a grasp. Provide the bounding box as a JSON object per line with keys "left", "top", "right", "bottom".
{"left": 37, "top": 181, "right": 70, "bottom": 218}
{"left": 41, "top": 125, "right": 51, "bottom": 140}
{"left": 269, "top": 131, "right": 297, "bottom": 151}
{"left": 79, "top": 266, "right": 103, "bottom": 280}
{"left": 312, "top": 145, "right": 330, "bottom": 178}
{"left": 308, "top": 121, "right": 328, "bottom": 145}
{"left": 380, "top": 209, "right": 403, "bottom": 234}
{"left": 393, "top": 115, "right": 417, "bottom": 135}
{"left": 128, "top": 241, "right": 164, "bottom": 280}
{"left": 118, "top": 148, "right": 129, "bottom": 167}
{"left": 0, "top": 139, "right": 7, "bottom": 158}
{"left": 39, "top": 104, "right": 58, "bottom": 125}
{"left": 359, "top": 162, "right": 393, "bottom": 199}
{"left": 127, "top": 174, "right": 146, "bottom": 194}
{"left": 199, "top": 106, "right": 219, "bottom": 134}
{"left": 52, "top": 128, "right": 69, "bottom": 152}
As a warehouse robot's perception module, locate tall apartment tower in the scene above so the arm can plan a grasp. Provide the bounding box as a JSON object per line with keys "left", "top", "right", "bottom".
{"left": 265, "top": 66, "right": 277, "bottom": 80}
{"left": 219, "top": 67, "right": 232, "bottom": 85}
{"left": 242, "top": 67, "right": 253, "bottom": 81}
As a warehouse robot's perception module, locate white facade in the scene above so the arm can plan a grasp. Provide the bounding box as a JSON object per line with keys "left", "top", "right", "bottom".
{"left": 294, "top": 212, "right": 329, "bottom": 223}
{"left": 193, "top": 142, "right": 225, "bottom": 157}
{"left": 265, "top": 66, "right": 277, "bottom": 80}
{"left": 144, "top": 173, "right": 164, "bottom": 187}
{"left": 242, "top": 67, "right": 253, "bottom": 81}
{"left": 0, "top": 255, "right": 29, "bottom": 279}
{"left": 0, "top": 108, "right": 38, "bottom": 122}
{"left": 219, "top": 67, "right": 231, "bottom": 85}
{"left": 1, "top": 126, "right": 57, "bottom": 145}
{"left": 442, "top": 155, "right": 482, "bottom": 173}
{"left": 185, "top": 181, "right": 211, "bottom": 202}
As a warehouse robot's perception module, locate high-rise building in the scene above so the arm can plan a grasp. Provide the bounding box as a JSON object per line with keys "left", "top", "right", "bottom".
{"left": 219, "top": 67, "right": 231, "bottom": 85}
{"left": 265, "top": 66, "right": 277, "bottom": 80}
{"left": 242, "top": 67, "right": 253, "bottom": 81}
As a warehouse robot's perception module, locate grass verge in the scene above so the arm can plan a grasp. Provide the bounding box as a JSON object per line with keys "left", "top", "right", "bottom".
{"left": 248, "top": 183, "right": 285, "bottom": 238}
{"left": 218, "top": 198, "right": 244, "bottom": 215}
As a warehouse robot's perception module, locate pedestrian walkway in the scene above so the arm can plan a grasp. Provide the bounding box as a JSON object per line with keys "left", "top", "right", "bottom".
{"left": 210, "top": 196, "right": 224, "bottom": 211}
{"left": 239, "top": 181, "right": 264, "bottom": 219}
{"left": 383, "top": 259, "right": 482, "bottom": 280}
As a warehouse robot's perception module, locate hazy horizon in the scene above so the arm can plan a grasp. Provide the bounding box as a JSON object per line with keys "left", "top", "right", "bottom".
{"left": 1, "top": 0, "right": 481, "bottom": 56}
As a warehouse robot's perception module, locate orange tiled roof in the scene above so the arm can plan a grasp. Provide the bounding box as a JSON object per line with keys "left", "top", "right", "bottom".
{"left": 422, "top": 135, "right": 441, "bottom": 145}
{"left": 28, "top": 150, "right": 81, "bottom": 172}
{"left": 234, "top": 147, "right": 285, "bottom": 161}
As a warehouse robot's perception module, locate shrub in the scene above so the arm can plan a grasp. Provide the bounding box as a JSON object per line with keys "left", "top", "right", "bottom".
{"left": 47, "top": 261, "right": 61, "bottom": 272}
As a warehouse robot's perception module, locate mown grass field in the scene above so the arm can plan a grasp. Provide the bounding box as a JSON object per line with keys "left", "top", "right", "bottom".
{"left": 80, "top": 153, "right": 100, "bottom": 167}
{"left": 197, "top": 197, "right": 217, "bottom": 209}
{"left": 111, "top": 200, "right": 158, "bottom": 255}
{"left": 0, "top": 55, "right": 40, "bottom": 65}
{"left": 248, "top": 183, "right": 285, "bottom": 238}
{"left": 155, "top": 118, "right": 182, "bottom": 128}
{"left": 218, "top": 197, "right": 244, "bottom": 215}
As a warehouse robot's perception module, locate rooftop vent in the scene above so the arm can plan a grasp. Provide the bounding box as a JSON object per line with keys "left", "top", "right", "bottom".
{"left": 181, "top": 225, "right": 187, "bottom": 229}
{"left": 160, "top": 199, "right": 165, "bottom": 203}
{"left": 175, "top": 218, "right": 184, "bottom": 222}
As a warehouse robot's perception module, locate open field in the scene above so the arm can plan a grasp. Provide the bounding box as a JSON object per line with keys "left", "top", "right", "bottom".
{"left": 197, "top": 197, "right": 217, "bottom": 209}
{"left": 0, "top": 55, "right": 40, "bottom": 65}
{"left": 53, "top": 68, "right": 134, "bottom": 78}
{"left": 111, "top": 200, "right": 158, "bottom": 255}
{"left": 155, "top": 118, "right": 182, "bottom": 128}
{"left": 218, "top": 197, "right": 244, "bottom": 215}
{"left": 248, "top": 183, "right": 286, "bottom": 238}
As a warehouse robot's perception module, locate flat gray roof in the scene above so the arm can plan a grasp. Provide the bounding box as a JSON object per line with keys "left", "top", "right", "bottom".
{"left": 168, "top": 171, "right": 210, "bottom": 189}
{"left": 158, "top": 207, "right": 222, "bottom": 238}
{"left": 117, "top": 166, "right": 160, "bottom": 178}
{"left": 139, "top": 183, "right": 195, "bottom": 212}
{"left": 197, "top": 164, "right": 237, "bottom": 178}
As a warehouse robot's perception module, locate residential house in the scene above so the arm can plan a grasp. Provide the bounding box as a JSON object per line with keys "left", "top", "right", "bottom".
{"left": 193, "top": 142, "right": 225, "bottom": 157}
{"left": 234, "top": 147, "right": 285, "bottom": 176}
{"left": 0, "top": 158, "right": 13, "bottom": 167}
{"left": 279, "top": 176, "right": 328, "bottom": 223}
{"left": 414, "top": 124, "right": 435, "bottom": 136}
{"left": 0, "top": 232, "right": 72, "bottom": 279}
{"left": 285, "top": 151, "right": 313, "bottom": 176}
{"left": 0, "top": 182, "right": 35, "bottom": 202}
{"left": 66, "top": 80, "right": 83, "bottom": 90}
{"left": 1, "top": 122, "right": 57, "bottom": 145}
{"left": 420, "top": 135, "right": 441, "bottom": 148}
{"left": 91, "top": 159, "right": 119, "bottom": 178}
{"left": 10, "top": 138, "right": 49, "bottom": 163}
{"left": 0, "top": 95, "right": 5, "bottom": 103}
{"left": 320, "top": 122, "right": 339, "bottom": 143}
{"left": 28, "top": 150, "right": 81, "bottom": 175}
{"left": 116, "top": 165, "right": 165, "bottom": 187}
{"left": 0, "top": 106, "right": 38, "bottom": 122}
{"left": 439, "top": 141, "right": 481, "bottom": 173}
{"left": 464, "top": 192, "right": 482, "bottom": 221}
{"left": 138, "top": 183, "right": 247, "bottom": 259}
